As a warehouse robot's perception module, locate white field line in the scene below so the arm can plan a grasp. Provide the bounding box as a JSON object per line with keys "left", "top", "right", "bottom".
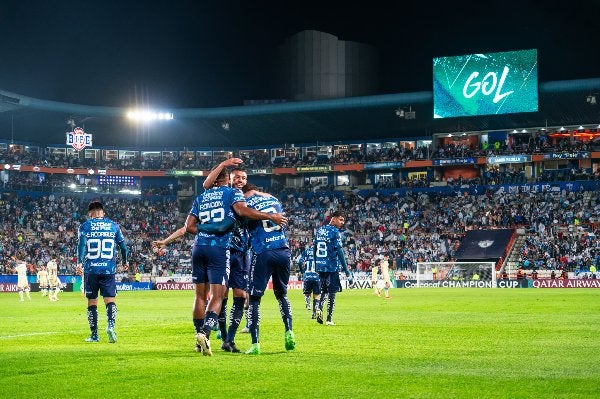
{"left": 0, "top": 332, "right": 58, "bottom": 339}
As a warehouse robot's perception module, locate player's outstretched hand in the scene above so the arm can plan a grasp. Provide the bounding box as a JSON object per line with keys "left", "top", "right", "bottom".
{"left": 270, "top": 213, "right": 288, "bottom": 226}
{"left": 152, "top": 240, "right": 166, "bottom": 249}
{"left": 76, "top": 263, "right": 83, "bottom": 276}
{"left": 222, "top": 157, "right": 243, "bottom": 167}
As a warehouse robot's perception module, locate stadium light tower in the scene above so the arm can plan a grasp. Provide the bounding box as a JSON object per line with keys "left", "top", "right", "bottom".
{"left": 126, "top": 109, "right": 174, "bottom": 122}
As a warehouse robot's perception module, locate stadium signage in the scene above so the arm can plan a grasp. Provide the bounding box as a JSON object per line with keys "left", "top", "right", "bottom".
{"left": 66, "top": 127, "right": 92, "bottom": 151}
{"left": 543, "top": 152, "right": 590, "bottom": 160}
{"left": 296, "top": 166, "right": 332, "bottom": 173}
{"left": 487, "top": 155, "right": 530, "bottom": 164}
{"left": 247, "top": 168, "right": 272, "bottom": 175}
{"left": 165, "top": 170, "right": 204, "bottom": 177}
{"left": 432, "top": 158, "right": 476, "bottom": 166}
{"left": 155, "top": 282, "right": 196, "bottom": 290}
{"left": 0, "top": 283, "right": 19, "bottom": 292}
{"left": 116, "top": 283, "right": 153, "bottom": 291}
{"left": 403, "top": 281, "right": 496, "bottom": 288}
{"left": 532, "top": 279, "right": 600, "bottom": 288}
{"left": 364, "top": 162, "right": 404, "bottom": 169}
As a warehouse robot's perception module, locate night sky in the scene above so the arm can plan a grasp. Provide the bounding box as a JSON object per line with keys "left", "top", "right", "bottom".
{"left": 1, "top": 0, "right": 599, "bottom": 110}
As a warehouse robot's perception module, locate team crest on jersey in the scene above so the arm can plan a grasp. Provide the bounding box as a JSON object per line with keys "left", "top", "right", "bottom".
{"left": 478, "top": 240, "right": 494, "bottom": 248}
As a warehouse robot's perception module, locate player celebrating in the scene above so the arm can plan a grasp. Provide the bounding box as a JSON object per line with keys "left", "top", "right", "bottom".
{"left": 298, "top": 244, "right": 320, "bottom": 319}
{"left": 15, "top": 252, "right": 31, "bottom": 301}
{"left": 244, "top": 183, "right": 295, "bottom": 355}
{"left": 200, "top": 158, "right": 252, "bottom": 353}
{"left": 37, "top": 264, "right": 49, "bottom": 297}
{"left": 47, "top": 258, "right": 59, "bottom": 301}
{"left": 184, "top": 167, "right": 286, "bottom": 356}
{"left": 77, "top": 201, "right": 129, "bottom": 343}
{"left": 314, "top": 210, "right": 353, "bottom": 326}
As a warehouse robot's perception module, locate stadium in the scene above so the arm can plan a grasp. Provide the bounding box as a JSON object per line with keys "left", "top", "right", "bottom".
{"left": 1, "top": 3, "right": 599, "bottom": 399}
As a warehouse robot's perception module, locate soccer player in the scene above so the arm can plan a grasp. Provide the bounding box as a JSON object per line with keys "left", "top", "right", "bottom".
{"left": 47, "top": 258, "right": 59, "bottom": 301}
{"left": 380, "top": 254, "right": 392, "bottom": 299}
{"left": 244, "top": 183, "right": 295, "bottom": 355}
{"left": 314, "top": 210, "right": 353, "bottom": 326}
{"left": 298, "top": 244, "right": 320, "bottom": 319}
{"left": 371, "top": 262, "right": 380, "bottom": 296}
{"left": 200, "top": 157, "right": 251, "bottom": 353}
{"left": 184, "top": 167, "right": 287, "bottom": 356}
{"left": 15, "top": 253, "right": 31, "bottom": 301}
{"left": 77, "top": 201, "right": 129, "bottom": 343}
{"left": 37, "top": 264, "right": 49, "bottom": 297}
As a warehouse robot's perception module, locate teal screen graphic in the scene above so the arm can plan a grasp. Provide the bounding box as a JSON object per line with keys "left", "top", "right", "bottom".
{"left": 433, "top": 49, "right": 538, "bottom": 118}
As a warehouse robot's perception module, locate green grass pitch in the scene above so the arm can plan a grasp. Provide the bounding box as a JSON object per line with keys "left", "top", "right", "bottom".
{"left": 1, "top": 288, "right": 599, "bottom": 398}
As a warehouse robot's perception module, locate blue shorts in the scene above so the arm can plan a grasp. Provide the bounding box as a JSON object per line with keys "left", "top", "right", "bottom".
{"left": 228, "top": 249, "right": 248, "bottom": 290}
{"left": 85, "top": 273, "right": 117, "bottom": 299}
{"left": 191, "top": 245, "right": 230, "bottom": 285}
{"left": 318, "top": 271, "right": 342, "bottom": 294}
{"left": 303, "top": 279, "right": 320, "bottom": 295}
{"left": 249, "top": 248, "right": 291, "bottom": 298}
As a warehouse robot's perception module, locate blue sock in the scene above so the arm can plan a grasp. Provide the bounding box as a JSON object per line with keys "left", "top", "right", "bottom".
{"left": 106, "top": 302, "right": 117, "bottom": 329}
{"left": 218, "top": 298, "right": 228, "bottom": 340}
{"left": 193, "top": 318, "right": 204, "bottom": 334}
{"left": 87, "top": 305, "right": 98, "bottom": 335}
{"left": 248, "top": 297, "right": 261, "bottom": 344}
{"left": 227, "top": 297, "right": 245, "bottom": 343}
{"left": 202, "top": 311, "right": 218, "bottom": 337}
{"left": 327, "top": 293, "right": 336, "bottom": 322}
{"left": 276, "top": 294, "right": 293, "bottom": 331}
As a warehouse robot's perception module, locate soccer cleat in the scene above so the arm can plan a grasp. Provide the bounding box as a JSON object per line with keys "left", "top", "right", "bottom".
{"left": 311, "top": 314, "right": 316, "bottom": 319}
{"left": 216, "top": 330, "right": 222, "bottom": 340}
{"left": 196, "top": 332, "right": 212, "bottom": 356}
{"left": 326, "top": 321, "right": 336, "bottom": 326}
{"left": 316, "top": 309, "right": 323, "bottom": 324}
{"left": 195, "top": 344, "right": 203, "bottom": 353}
{"left": 385, "top": 295, "right": 391, "bottom": 299}
{"left": 85, "top": 335, "right": 99, "bottom": 342}
{"left": 245, "top": 343, "right": 260, "bottom": 355}
{"left": 221, "top": 341, "right": 241, "bottom": 353}
{"left": 106, "top": 327, "right": 117, "bottom": 343}
{"left": 284, "top": 330, "right": 296, "bottom": 351}
{"left": 240, "top": 326, "right": 249, "bottom": 334}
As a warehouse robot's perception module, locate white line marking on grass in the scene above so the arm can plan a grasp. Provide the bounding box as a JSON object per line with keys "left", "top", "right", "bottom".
{"left": 0, "top": 332, "right": 57, "bottom": 339}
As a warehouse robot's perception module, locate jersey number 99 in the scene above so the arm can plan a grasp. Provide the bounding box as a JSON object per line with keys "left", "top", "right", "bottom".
{"left": 87, "top": 238, "right": 115, "bottom": 260}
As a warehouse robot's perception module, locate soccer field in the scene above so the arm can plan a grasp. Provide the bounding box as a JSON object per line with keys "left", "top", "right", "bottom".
{"left": 1, "top": 288, "right": 599, "bottom": 398}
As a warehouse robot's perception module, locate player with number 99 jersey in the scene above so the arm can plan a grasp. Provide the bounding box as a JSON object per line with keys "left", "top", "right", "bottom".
{"left": 190, "top": 186, "right": 245, "bottom": 249}
{"left": 78, "top": 216, "right": 126, "bottom": 275}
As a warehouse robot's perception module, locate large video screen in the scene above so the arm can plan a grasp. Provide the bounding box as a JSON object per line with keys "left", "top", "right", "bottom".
{"left": 433, "top": 49, "right": 538, "bottom": 118}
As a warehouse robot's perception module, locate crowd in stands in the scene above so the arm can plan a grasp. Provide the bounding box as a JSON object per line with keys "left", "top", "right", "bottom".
{"left": 3, "top": 134, "right": 599, "bottom": 175}
{"left": 2, "top": 184, "right": 600, "bottom": 280}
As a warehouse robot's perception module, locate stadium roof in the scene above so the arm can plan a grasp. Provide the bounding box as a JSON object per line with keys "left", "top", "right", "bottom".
{"left": 0, "top": 77, "right": 599, "bottom": 149}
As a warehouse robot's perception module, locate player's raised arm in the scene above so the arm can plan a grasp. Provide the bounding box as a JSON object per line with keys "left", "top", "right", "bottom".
{"left": 202, "top": 157, "right": 243, "bottom": 189}
{"left": 153, "top": 226, "right": 187, "bottom": 249}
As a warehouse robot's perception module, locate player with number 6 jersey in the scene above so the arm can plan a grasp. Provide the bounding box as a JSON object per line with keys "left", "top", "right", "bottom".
{"left": 244, "top": 183, "right": 295, "bottom": 354}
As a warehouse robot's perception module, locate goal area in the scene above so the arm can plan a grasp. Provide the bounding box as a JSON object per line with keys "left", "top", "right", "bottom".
{"left": 416, "top": 261, "right": 497, "bottom": 288}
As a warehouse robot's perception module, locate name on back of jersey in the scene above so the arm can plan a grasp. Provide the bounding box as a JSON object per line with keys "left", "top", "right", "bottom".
{"left": 246, "top": 196, "right": 278, "bottom": 211}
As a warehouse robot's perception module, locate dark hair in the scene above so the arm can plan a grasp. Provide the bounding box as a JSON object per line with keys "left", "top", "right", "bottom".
{"left": 231, "top": 167, "right": 246, "bottom": 173}
{"left": 88, "top": 201, "right": 103, "bottom": 212}
{"left": 331, "top": 210, "right": 344, "bottom": 218}
{"left": 242, "top": 183, "right": 258, "bottom": 193}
